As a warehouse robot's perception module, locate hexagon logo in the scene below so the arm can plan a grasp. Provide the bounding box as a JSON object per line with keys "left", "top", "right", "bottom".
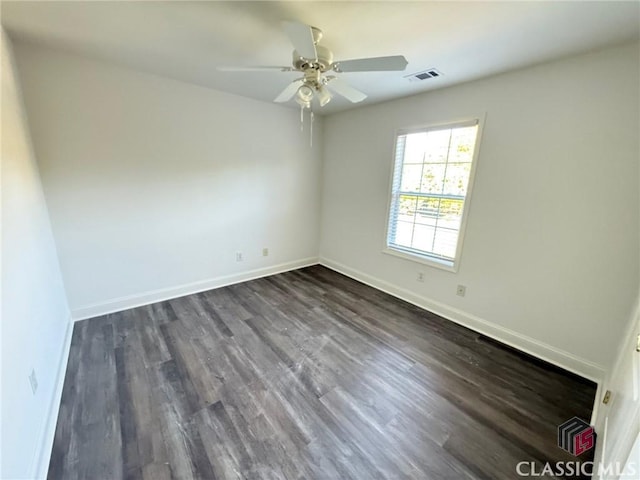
{"left": 558, "top": 417, "right": 595, "bottom": 456}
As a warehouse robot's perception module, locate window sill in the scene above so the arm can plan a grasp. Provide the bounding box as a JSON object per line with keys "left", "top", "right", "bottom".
{"left": 382, "top": 247, "right": 458, "bottom": 273}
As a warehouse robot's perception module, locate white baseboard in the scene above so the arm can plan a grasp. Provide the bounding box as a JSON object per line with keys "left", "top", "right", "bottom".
{"left": 31, "top": 315, "right": 74, "bottom": 479}
{"left": 72, "top": 257, "right": 319, "bottom": 321}
{"left": 319, "top": 256, "right": 606, "bottom": 383}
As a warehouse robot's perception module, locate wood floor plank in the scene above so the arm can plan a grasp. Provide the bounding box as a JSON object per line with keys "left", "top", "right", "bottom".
{"left": 48, "top": 265, "right": 597, "bottom": 479}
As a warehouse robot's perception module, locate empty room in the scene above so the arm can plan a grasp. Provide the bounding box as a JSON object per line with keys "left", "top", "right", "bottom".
{"left": 1, "top": 1, "right": 639, "bottom": 479}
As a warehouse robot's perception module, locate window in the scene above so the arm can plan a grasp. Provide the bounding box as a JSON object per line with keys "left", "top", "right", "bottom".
{"left": 385, "top": 119, "right": 481, "bottom": 270}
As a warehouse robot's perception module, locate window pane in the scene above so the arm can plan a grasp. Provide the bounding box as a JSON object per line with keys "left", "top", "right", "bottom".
{"left": 394, "top": 221, "right": 414, "bottom": 247}
{"left": 424, "top": 129, "right": 451, "bottom": 163}
{"left": 415, "top": 197, "right": 440, "bottom": 226}
{"left": 412, "top": 224, "right": 435, "bottom": 252}
{"left": 400, "top": 165, "right": 422, "bottom": 192}
{"left": 449, "top": 126, "right": 477, "bottom": 163}
{"left": 433, "top": 228, "right": 458, "bottom": 259}
{"left": 404, "top": 133, "right": 428, "bottom": 164}
{"left": 421, "top": 164, "right": 446, "bottom": 194}
{"left": 438, "top": 198, "right": 464, "bottom": 230}
{"left": 443, "top": 163, "right": 472, "bottom": 196}
{"left": 398, "top": 195, "right": 418, "bottom": 222}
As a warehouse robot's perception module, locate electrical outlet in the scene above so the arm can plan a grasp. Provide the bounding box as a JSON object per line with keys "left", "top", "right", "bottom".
{"left": 417, "top": 272, "right": 425, "bottom": 282}
{"left": 28, "top": 369, "right": 38, "bottom": 395}
{"left": 236, "top": 251, "right": 243, "bottom": 262}
{"left": 262, "top": 247, "right": 269, "bottom": 257}
{"left": 456, "top": 285, "right": 466, "bottom": 297}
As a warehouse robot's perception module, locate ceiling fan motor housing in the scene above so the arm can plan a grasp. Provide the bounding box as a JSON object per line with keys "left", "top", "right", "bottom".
{"left": 292, "top": 45, "right": 334, "bottom": 72}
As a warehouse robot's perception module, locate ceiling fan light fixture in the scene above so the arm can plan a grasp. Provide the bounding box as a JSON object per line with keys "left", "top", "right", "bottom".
{"left": 316, "top": 85, "right": 332, "bottom": 107}
{"left": 295, "top": 97, "right": 311, "bottom": 109}
{"left": 296, "top": 84, "right": 314, "bottom": 103}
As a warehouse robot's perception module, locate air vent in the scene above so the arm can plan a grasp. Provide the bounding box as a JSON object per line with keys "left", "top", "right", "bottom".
{"left": 405, "top": 68, "right": 443, "bottom": 82}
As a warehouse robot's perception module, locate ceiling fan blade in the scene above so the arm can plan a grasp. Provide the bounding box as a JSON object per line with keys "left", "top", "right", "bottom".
{"left": 217, "top": 66, "right": 294, "bottom": 72}
{"left": 283, "top": 21, "right": 317, "bottom": 60}
{"left": 274, "top": 80, "right": 303, "bottom": 103}
{"left": 332, "top": 55, "right": 408, "bottom": 72}
{"left": 326, "top": 77, "right": 367, "bottom": 103}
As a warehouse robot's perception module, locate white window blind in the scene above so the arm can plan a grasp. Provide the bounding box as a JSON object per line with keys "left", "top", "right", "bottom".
{"left": 386, "top": 120, "right": 480, "bottom": 268}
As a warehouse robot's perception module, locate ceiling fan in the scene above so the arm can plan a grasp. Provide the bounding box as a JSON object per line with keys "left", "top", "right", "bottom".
{"left": 219, "top": 21, "right": 409, "bottom": 110}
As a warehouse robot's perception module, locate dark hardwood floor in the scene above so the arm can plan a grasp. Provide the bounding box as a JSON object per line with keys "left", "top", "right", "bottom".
{"left": 48, "top": 265, "right": 596, "bottom": 479}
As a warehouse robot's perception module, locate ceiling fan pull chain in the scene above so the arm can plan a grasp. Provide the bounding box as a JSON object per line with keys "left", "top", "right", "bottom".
{"left": 310, "top": 111, "right": 314, "bottom": 147}
{"left": 300, "top": 104, "right": 304, "bottom": 131}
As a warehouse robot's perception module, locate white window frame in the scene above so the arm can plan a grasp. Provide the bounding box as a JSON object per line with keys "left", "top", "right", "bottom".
{"left": 383, "top": 115, "right": 484, "bottom": 272}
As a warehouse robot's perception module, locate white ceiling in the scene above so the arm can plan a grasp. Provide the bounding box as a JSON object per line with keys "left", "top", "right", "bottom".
{"left": 2, "top": 1, "right": 639, "bottom": 115}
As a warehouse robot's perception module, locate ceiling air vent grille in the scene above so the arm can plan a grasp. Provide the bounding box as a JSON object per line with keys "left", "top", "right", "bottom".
{"left": 405, "top": 68, "right": 443, "bottom": 82}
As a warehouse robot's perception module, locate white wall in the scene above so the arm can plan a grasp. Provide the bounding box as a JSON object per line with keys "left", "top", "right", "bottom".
{"left": 12, "top": 42, "right": 322, "bottom": 319}
{"left": 320, "top": 42, "right": 639, "bottom": 379}
{"left": 1, "top": 31, "right": 72, "bottom": 479}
